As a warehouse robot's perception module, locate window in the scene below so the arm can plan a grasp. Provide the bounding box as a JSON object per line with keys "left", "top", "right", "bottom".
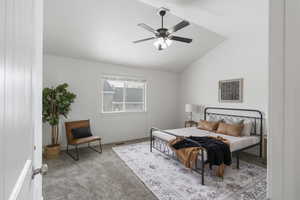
{"left": 101, "top": 76, "right": 147, "bottom": 113}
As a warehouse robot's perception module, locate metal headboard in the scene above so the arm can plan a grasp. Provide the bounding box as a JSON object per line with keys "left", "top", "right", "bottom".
{"left": 204, "top": 107, "right": 263, "bottom": 157}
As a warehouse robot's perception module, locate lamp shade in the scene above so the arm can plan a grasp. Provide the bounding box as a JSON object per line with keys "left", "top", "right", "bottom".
{"left": 193, "top": 104, "right": 205, "bottom": 113}
{"left": 185, "top": 104, "right": 194, "bottom": 113}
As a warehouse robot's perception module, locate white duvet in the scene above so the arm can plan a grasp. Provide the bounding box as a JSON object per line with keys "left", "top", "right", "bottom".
{"left": 152, "top": 127, "right": 259, "bottom": 152}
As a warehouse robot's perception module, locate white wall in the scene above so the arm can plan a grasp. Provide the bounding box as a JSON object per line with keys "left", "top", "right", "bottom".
{"left": 180, "top": 39, "right": 268, "bottom": 120}
{"left": 179, "top": 4, "right": 269, "bottom": 125}
{"left": 177, "top": 0, "right": 268, "bottom": 157}
{"left": 43, "top": 54, "right": 180, "bottom": 147}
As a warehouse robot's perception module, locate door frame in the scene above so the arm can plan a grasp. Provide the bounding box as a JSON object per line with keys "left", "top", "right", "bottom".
{"left": 0, "top": 0, "right": 5, "bottom": 198}
{"left": 269, "top": 0, "right": 285, "bottom": 198}
{"left": 32, "top": 0, "right": 44, "bottom": 199}
{"left": 269, "top": 0, "right": 300, "bottom": 199}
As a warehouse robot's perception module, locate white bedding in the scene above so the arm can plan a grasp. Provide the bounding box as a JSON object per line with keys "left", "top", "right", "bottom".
{"left": 152, "top": 127, "right": 259, "bottom": 152}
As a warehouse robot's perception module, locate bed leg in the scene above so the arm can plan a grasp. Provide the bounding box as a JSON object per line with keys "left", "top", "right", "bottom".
{"left": 236, "top": 152, "right": 240, "bottom": 169}
{"left": 259, "top": 142, "right": 263, "bottom": 158}
{"left": 150, "top": 128, "right": 153, "bottom": 152}
{"left": 201, "top": 149, "right": 205, "bottom": 185}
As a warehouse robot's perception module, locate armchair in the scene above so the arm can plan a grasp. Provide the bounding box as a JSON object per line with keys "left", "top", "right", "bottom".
{"left": 65, "top": 120, "right": 102, "bottom": 161}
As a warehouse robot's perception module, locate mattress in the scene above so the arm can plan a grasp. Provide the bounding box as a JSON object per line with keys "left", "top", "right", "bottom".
{"left": 152, "top": 127, "right": 260, "bottom": 152}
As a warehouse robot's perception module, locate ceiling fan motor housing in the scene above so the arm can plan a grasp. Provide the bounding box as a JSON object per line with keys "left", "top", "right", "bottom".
{"left": 156, "top": 28, "right": 168, "bottom": 38}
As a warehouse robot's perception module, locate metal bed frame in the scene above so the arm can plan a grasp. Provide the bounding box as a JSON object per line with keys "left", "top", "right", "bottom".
{"left": 150, "top": 107, "right": 263, "bottom": 185}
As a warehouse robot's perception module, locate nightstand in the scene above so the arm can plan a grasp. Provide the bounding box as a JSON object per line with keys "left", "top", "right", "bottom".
{"left": 185, "top": 120, "right": 198, "bottom": 128}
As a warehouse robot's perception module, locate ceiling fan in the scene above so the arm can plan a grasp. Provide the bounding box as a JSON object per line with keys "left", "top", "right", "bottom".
{"left": 133, "top": 7, "right": 192, "bottom": 50}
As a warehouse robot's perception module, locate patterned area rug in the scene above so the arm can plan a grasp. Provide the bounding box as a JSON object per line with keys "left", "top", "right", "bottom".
{"left": 113, "top": 142, "right": 266, "bottom": 200}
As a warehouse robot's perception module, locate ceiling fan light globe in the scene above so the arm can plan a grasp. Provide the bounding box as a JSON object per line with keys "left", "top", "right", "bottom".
{"left": 153, "top": 41, "right": 166, "bottom": 50}
{"left": 153, "top": 40, "right": 166, "bottom": 50}
{"left": 165, "top": 38, "right": 173, "bottom": 46}
{"left": 153, "top": 38, "right": 171, "bottom": 50}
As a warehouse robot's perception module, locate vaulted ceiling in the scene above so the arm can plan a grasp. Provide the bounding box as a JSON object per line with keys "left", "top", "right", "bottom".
{"left": 138, "top": 0, "right": 268, "bottom": 37}
{"left": 44, "top": 0, "right": 224, "bottom": 72}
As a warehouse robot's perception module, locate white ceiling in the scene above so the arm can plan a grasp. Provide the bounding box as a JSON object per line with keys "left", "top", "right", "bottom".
{"left": 44, "top": 0, "right": 224, "bottom": 72}
{"left": 138, "top": 0, "right": 268, "bottom": 37}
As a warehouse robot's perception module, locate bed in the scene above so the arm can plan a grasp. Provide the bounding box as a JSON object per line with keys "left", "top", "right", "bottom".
{"left": 150, "top": 107, "right": 263, "bottom": 185}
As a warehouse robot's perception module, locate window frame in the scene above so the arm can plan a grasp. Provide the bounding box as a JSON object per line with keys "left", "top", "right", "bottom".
{"left": 101, "top": 75, "right": 147, "bottom": 114}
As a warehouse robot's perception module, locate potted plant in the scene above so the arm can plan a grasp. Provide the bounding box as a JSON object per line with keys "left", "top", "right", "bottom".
{"left": 43, "top": 83, "right": 76, "bottom": 159}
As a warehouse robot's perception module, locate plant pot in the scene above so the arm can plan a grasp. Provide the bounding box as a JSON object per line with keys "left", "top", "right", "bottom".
{"left": 44, "top": 144, "right": 61, "bottom": 159}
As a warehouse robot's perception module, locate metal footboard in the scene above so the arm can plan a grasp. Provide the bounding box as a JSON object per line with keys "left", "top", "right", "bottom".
{"left": 150, "top": 127, "right": 205, "bottom": 185}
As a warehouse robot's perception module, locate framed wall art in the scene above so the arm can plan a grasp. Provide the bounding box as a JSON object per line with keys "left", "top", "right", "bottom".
{"left": 219, "top": 78, "right": 243, "bottom": 103}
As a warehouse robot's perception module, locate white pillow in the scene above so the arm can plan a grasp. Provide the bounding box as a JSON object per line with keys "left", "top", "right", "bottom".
{"left": 241, "top": 120, "right": 252, "bottom": 136}
{"left": 224, "top": 118, "right": 244, "bottom": 125}
{"left": 208, "top": 115, "right": 222, "bottom": 122}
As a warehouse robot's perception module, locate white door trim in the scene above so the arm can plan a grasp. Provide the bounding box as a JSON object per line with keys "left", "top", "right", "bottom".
{"left": 269, "top": 0, "right": 300, "bottom": 199}
{"left": 0, "top": 0, "right": 6, "bottom": 199}
{"left": 32, "top": 0, "right": 43, "bottom": 199}
{"left": 269, "top": 0, "right": 286, "bottom": 199}
{"left": 8, "top": 160, "right": 32, "bottom": 200}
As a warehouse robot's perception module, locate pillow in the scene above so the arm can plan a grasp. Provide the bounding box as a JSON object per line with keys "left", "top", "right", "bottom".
{"left": 71, "top": 127, "right": 92, "bottom": 139}
{"left": 225, "top": 119, "right": 252, "bottom": 136}
{"left": 216, "top": 122, "right": 244, "bottom": 137}
{"left": 198, "top": 120, "right": 220, "bottom": 131}
{"left": 241, "top": 120, "right": 252, "bottom": 136}
{"left": 208, "top": 115, "right": 222, "bottom": 122}
{"left": 224, "top": 118, "right": 244, "bottom": 125}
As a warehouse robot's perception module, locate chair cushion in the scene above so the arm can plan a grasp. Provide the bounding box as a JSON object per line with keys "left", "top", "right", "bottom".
{"left": 70, "top": 136, "right": 101, "bottom": 145}
{"left": 71, "top": 127, "right": 92, "bottom": 139}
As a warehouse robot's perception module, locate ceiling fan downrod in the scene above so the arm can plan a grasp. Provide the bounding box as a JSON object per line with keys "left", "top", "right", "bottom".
{"left": 159, "top": 9, "right": 166, "bottom": 28}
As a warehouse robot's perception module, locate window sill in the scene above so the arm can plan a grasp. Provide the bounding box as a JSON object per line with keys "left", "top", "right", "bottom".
{"left": 101, "top": 111, "right": 148, "bottom": 114}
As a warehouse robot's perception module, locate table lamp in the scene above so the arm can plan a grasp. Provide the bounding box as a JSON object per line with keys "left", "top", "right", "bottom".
{"left": 185, "top": 104, "right": 194, "bottom": 121}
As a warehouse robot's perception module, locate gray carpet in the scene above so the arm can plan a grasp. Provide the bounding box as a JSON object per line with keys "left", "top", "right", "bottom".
{"left": 43, "top": 141, "right": 157, "bottom": 200}
{"left": 43, "top": 140, "right": 266, "bottom": 200}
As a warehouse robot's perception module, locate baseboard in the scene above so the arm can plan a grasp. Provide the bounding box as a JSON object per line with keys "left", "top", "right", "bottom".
{"left": 104, "top": 137, "right": 149, "bottom": 146}
{"left": 50, "top": 137, "right": 149, "bottom": 151}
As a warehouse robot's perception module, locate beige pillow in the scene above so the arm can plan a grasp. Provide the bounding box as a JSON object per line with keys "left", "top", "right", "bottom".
{"left": 216, "top": 122, "right": 244, "bottom": 137}
{"left": 198, "top": 120, "right": 220, "bottom": 131}
{"left": 225, "top": 119, "right": 252, "bottom": 136}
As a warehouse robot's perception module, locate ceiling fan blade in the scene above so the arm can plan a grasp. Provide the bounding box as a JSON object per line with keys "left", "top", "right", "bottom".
{"left": 169, "top": 36, "right": 192, "bottom": 43}
{"left": 133, "top": 37, "right": 156, "bottom": 43}
{"left": 168, "top": 20, "right": 190, "bottom": 34}
{"left": 138, "top": 23, "right": 158, "bottom": 35}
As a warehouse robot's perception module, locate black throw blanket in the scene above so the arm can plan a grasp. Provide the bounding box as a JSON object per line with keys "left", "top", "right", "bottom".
{"left": 172, "top": 136, "right": 231, "bottom": 167}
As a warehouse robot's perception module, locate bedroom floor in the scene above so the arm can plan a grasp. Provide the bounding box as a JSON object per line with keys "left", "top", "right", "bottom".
{"left": 43, "top": 139, "right": 266, "bottom": 200}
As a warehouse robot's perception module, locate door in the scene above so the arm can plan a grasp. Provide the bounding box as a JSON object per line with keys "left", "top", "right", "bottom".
{"left": 0, "top": 0, "right": 44, "bottom": 200}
